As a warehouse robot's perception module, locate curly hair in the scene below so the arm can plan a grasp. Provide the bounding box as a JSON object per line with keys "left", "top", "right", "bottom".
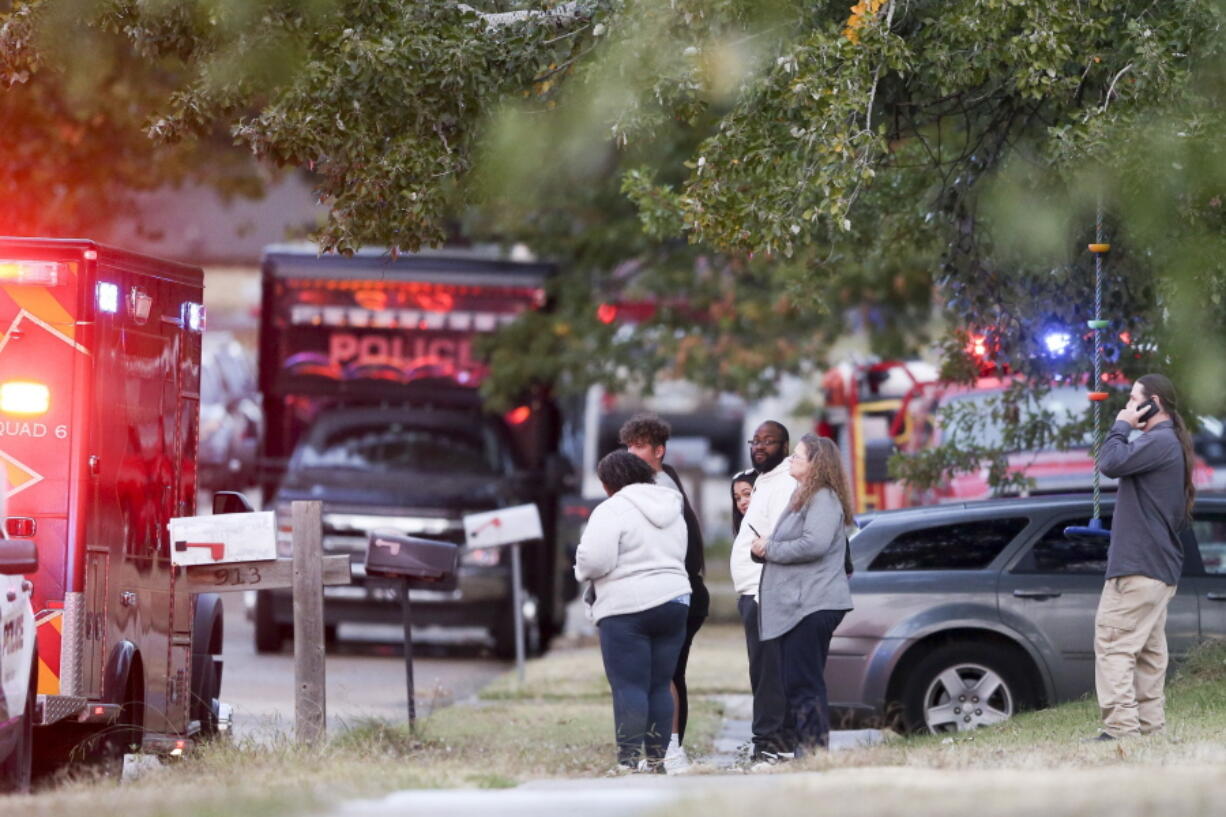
{"left": 789, "top": 434, "right": 854, "bottom": 524}
{"left": 597, "top": 450, "right": 658, "bottom": 493}
{"left": 619, "top": 412, "right": 671, "bottom": 448}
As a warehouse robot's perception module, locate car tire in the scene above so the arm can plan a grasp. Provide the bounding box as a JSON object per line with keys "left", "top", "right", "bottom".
{"left": 93, "top": 667, "right": 145, "bottom": 777}
{"left": 0, "top": 653, "right": 36, "bottom": 793}
{"left": 253, "top": 592, "right": 288, "bottom": 654}
{"left": 191, "top": 596, "right": 224, "bottom": 739}
{"left": 493, "top": 609, "right": 542, "bottom": 660}
{"left": 901, "top": 642, "right": 1036, "bottom": 734}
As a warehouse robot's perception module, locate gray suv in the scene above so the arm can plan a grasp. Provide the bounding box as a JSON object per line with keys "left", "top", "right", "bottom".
{"left": 830, "top": 494, "right": 1226, "bottom": 732}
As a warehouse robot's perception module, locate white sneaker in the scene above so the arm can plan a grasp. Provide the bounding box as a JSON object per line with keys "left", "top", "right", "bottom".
{"left": 664, "top": 742, "right": 692, "bottom": 774}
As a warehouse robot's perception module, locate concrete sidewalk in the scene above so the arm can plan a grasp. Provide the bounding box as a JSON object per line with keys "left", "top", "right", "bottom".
{"left": 702, "top": 694, "right": 884, "bottom": 769}
{"left": 331, "top": 694, "right": 884, "bottom": 817}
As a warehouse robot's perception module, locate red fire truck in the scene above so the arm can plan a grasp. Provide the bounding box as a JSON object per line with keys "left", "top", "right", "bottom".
{"left": 820, "top": 360, "right": 1213, "bottom": 513}
{"left": 0, "top": 238, "right": 225, "bottom": 769}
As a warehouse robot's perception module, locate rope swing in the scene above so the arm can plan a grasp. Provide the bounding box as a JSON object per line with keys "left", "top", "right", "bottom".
{"left": 1065, "top": 198, "right": 1113, "bottom": 542}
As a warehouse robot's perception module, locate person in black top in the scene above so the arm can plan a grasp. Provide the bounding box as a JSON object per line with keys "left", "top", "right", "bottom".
{"left": 620, "top": 413, "right": 707, "bottom": 772}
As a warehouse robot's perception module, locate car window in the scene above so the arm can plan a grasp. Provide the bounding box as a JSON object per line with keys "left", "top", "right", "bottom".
{"left": 298, "top": 422, "right": 504, "bottom": 475}
{"left": 867, "top": 518, "right": 1029, "bottom": 571}
{"left": 1193, "top": 514, "right": 1226, "bottom": 575}
{"left": 1013, "top": 516, "right": 1112, "bottom": 574}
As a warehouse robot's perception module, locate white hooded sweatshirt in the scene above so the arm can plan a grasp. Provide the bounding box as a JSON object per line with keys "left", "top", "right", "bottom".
{"left": 574, "top": 482, "right": 691, "bottom": 623}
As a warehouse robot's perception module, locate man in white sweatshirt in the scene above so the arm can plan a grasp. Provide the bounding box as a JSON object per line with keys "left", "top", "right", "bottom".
{"left": 730, "top": 420, "right": 797, "bottom": 762}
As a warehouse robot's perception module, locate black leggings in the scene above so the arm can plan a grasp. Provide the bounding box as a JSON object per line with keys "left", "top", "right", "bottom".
{"left": 598, "top": 602, "right": 689, "bottom": 765}
{"left": 671, "top": 613, "right": 706, "bottom": 744}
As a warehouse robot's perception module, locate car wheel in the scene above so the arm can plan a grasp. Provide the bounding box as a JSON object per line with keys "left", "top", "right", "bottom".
{"left": 253, "top": 592, "right": 288, "bottom": 654}
{"left": 902, "top": 642, "right": 1035, "bottom": 734}
{"left": 191, "top": 655, "right": 221, "bottom": 738}
{"left": 493, "top": 607, "right": 542, "bottom": 660}
{"left": 0, "top": 654, "right": 36, "bottom": 793}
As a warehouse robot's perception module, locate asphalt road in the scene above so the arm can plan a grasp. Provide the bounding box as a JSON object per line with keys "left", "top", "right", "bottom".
{"left": 217, "top": 598, "right": 510, "bottom": 740}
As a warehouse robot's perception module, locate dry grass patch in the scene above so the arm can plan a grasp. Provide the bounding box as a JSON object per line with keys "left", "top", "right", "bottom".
{"left": 481, "top": 624, "right": 750, "bottom": 700}
{"left": 753, "top": 640, "right": 1226, "bottom": 776}
{"left": 6, "top": 638, "right": 727, "bottom": 817}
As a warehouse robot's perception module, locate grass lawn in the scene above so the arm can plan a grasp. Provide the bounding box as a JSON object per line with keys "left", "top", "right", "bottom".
{"left": 10, "top": 633, "right": 1226, "bottom": 817}
{"left": 5, "top": 629, "right": 734, "bottom": 817}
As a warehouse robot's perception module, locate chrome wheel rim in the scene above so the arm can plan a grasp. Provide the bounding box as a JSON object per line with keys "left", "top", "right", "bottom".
{"left": 923, "top": 662, "right": 1014, "bottom": 733}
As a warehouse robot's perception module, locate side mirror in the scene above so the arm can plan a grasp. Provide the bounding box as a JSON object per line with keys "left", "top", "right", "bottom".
{"left": 544, "top": 454, "right": 578, "bottom": 493}
{"left": 864, "top": 438, "right": 896, "bottom": 485}
{"left": 213, "top": 491, "right": 255, "bottom": 515}
{"left": 0, "top": 538, "right": 38, "bottom": 575}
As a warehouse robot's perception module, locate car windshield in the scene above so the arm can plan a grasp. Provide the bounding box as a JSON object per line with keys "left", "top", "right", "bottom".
{"left": 297, "top": 421, "right": 503, "bottom": 474}
{"left": 943, "top": 386, "right": 1096, "bottom": 449}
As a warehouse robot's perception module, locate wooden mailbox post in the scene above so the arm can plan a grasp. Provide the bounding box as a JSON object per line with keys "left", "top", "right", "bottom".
{"left": 171, "top": 499, "right": 351, "bottom": 745}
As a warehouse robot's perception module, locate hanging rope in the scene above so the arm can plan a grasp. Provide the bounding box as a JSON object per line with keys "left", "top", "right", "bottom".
{"left": 1092, "top": 200, "right": 1104, "bottom": 522}
{"left": 1065, "top": 199, "right": 1112, "bottom": 540}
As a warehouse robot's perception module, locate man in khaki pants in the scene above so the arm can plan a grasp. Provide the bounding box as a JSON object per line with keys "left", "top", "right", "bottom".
{"left": 1092, "top": 374, "right": 1196, "bottom": 740}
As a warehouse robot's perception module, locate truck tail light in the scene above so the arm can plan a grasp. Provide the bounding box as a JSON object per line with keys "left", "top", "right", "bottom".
{"left": 461, "top": 547, "right": 501, "bottom": 567}
{"left": 0, "top": 381, "right": 50, "bottom": 415}
{"left": 276, "top": 513, "right": 293, "bottom": 558}
{"left": 0, "top": 260, "right": 63, "bottom": 286}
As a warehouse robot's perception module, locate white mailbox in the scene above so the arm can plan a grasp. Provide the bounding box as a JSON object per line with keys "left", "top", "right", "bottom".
{"left": 168, "top": 511, "right": 278, "bottom": 566}
{"left": 462, "top": 504, "right": 543, "bottom": 549}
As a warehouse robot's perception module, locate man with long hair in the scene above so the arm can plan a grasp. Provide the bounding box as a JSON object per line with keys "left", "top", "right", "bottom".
{"left": 1091, "top": 373, "right": 1197, "bottom": 740}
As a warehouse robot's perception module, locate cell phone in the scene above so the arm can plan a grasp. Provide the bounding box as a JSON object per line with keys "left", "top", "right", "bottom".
{"left": 1137, "top": 398, "right": 1159, "bottom": 426}
{"left": 747, "top": 523, "right": 765, "bottom": 564}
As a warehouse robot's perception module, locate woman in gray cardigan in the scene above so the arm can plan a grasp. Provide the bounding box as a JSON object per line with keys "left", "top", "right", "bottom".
{"left": 750, "top": 433, "right": 853, "bottom": 755}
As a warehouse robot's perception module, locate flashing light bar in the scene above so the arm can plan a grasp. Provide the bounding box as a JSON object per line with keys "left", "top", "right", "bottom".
{"left": 0, "top": 260, "right": 63, "bottom": 286}
{"left": 289, "top": 305, "right": 520, "bottom": 331}
{"left": 0, "top": 381, "right": 50, "bottom": 416}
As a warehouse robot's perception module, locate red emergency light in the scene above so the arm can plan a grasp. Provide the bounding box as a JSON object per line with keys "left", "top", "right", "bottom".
{"left": 4, "top": 518, "right": 35, "bottom": 537}
{"left": 0, "top": 259, "right": 63, "bottom": 286}
{"left": 505, "top": 405, "right": 532, "bottom": 425}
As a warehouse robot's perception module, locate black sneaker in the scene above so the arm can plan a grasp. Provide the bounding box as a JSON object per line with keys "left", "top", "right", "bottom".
{"left": 749, "top": 750, "right": 788, "bottom": 772}
{"left": 1082, "top": 732, "right": 1116, "bottom": 743}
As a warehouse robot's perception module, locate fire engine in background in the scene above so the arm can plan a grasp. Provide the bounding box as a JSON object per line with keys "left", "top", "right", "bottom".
{"left": 0, "top": 238, "right": 225, "bottom": 773}
{"left": 254, "top": 246, "right": 578, "bottom": 657}
{"left": 820, "top": 359, "right": 1212, "bottom": 514}
{"left": 819, "top": 359, "right": 936, "bottom": 513}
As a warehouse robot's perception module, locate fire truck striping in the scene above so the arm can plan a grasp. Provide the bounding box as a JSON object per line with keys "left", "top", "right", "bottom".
{"left": 34, "top": 610, "right": 63, "bottom": 695}
{"left": 0, "top": 447, "right": 43, "bottom": 500}
{"left": 1, "top": 283, "right": 76, "bottom": 341}
{"left": 0, "top": 309, "right": 90, "bottom": 358}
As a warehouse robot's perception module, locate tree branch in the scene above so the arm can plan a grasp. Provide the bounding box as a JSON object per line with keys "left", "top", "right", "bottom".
{"left": 457, "top": 2, "right": 592, "bottom": 30}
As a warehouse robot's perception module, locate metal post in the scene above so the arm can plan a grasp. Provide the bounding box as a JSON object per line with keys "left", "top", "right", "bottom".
{"left": 401, "top": 578, "right": 417, "bottom": 727}
{"left": 292, "top": 500, "right": 326, "bottom": 745}
{"left": 510, "top": 542, "right": 526, "bottom": 682}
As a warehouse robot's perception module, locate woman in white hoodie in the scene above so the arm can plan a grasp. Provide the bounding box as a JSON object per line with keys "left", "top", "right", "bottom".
{"left": 575, "top": 450, "right": 691, "bottom": 773}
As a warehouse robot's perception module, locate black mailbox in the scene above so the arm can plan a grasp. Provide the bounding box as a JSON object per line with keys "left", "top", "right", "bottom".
{"left": 364, "top": 530, "right": 460, "bottom": 591}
